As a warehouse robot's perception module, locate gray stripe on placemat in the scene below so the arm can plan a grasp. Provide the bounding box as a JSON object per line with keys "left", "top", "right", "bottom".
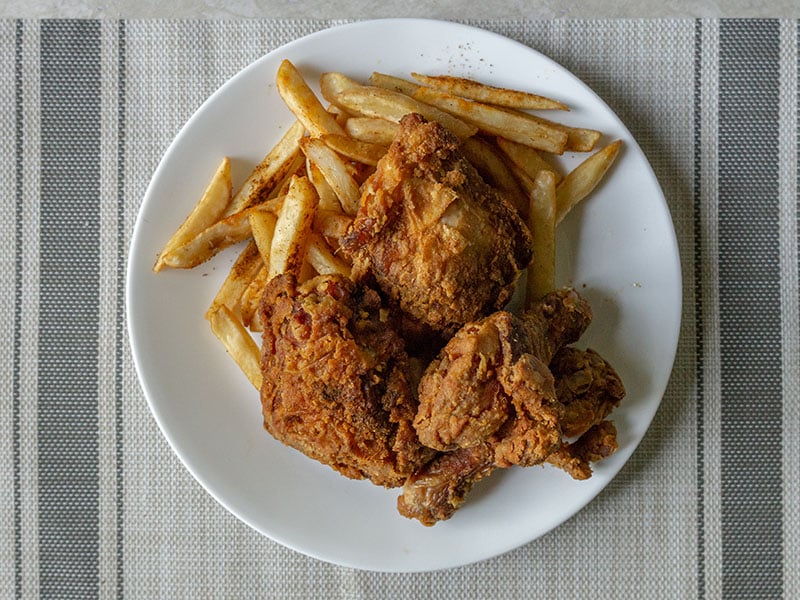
{"left": 718, "top": 18, "right": 783, "bottom": 598}
{"left": 13, "top": 17, "right": 24, "bottom": 600}
{"left": 692, "top": 18, "right": 705, "bottom": 600}
{"left": 38, "top": 19, "right": 101, "bottom": 598}
{"left": 115, "top": 19, "right": 127, "bottom": 600}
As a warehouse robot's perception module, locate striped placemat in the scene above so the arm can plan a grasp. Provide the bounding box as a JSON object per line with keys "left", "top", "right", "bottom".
{"left": 1, "top": 18, "right": 797, "bottom": 599}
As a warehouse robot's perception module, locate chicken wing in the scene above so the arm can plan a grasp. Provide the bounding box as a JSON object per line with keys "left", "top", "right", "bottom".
{"left": 341, "top": 113, "right": 532, "bottom": 335}
{"left": 259, "top": 273, "right": 435, "bottom": 488}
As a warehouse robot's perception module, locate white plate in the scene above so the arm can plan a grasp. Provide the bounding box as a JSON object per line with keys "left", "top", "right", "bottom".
{"left": 127, "top": 19, "right": 681, "bottom": 572}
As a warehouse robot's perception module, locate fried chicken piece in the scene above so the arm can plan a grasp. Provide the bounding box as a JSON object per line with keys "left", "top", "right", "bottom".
{"left": 341, "top": 113, "right": 532, "bottom": 335}
{"left": 259, "top": 273, "right": 435, "bottom": 488}
{"left": 398, "top": 290, "right": 626, "bottom": 525}
{"left": 414, "top": 288, "right": 592, "bottom": 466}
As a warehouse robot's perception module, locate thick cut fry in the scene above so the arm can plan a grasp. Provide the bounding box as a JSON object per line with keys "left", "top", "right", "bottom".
{"left": 240, "top": 266, "right": 269, "bottom": 329}
{"left": 319, "top": 71, "right": 363, "bottom": 106}
{"left": 206, "top": 241, "right": 263, "bottom": 320}
{"left": 304, "top": 232, "right": 351, "bottom": 277}
{"left": 413, "top": 87, "right": 567, "bottom": 154}
{"left": 334, "top": 85, "right": 478, "bottom": 140}
{"left": 496, "top": 137, "right": 562, "bottom": 185}
{"left": 521, "top": 112, "right": 602, "bottom": 153}
{"left": 344, "top": 117, "right": 400, "bottom": 145}
{"left": 248, "top": 208, "right": 277, "bottom": 265}
{"left": 461, "top": 137, "right": 528, "bottom": 217}
{"left": 411, "top": 72, "right": 568, "bottom": 111}
{"left": 314, "top": 209, "right": 353, "bottom": 242}
{"left": 300, "top": 137, "right": 361, "bottom": 215}
{"left": 556, "top": 140, "right": 622, "bottom": 224}
{"left": 276, "top": 59, "right": 346, "bottom": 138}
{"left": 527, "top": 170, "right": 557, "bottom": 305}
{"left": 208, "top": 305, "right": 263, "bottom": 389}
{"left": 225, "top": 120, "right": 305, "bottom": 216}
{"left": 306, "top": 158, "right": 342, "bottom": 212}
{"left": 154, "top": 157, "right": 232, "bottom": 272}
{"left": 321, "top": 133, "right": 387, "bottom": 166}
{"left": 269, "top": 175, "right": 318, "bottom": 279}
{"left": 158, "top": 207, "right": 253, "bottom": 269}
{"left": 369, "top": 72, "right": 421, "bottom": 96}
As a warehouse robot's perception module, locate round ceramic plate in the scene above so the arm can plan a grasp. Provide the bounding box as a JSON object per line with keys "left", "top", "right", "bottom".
{"left": 127, "top": 19, "right": 681, "bottom": 572}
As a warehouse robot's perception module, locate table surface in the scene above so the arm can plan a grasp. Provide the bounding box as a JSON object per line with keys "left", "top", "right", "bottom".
{"left": 2, "top": 13, "right": 799, "bottom": 600}
{"left": 2, "top": 0, "right": 800, "bottom": 19}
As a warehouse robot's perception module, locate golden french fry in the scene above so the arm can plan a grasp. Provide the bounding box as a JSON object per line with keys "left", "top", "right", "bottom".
{"left": 413, "top": 87, "right": 568, "bottom": 154}
{"left": 158, "top": 207, "right": 254, "bottom": 269}
{"left": 334, "top": 85, "right": 478, "bottom": 140}
{"left": 520, "top": 113, "right": 602, "bottom": 153}
{"left": 240, "top": 265, "right": 269, "bottom": 329}
{"left": 269, "top": 175, "right": 318, "bottom": 279}
{"left": 154, "top": 157, "right": 232, "bottom": 272}
{"left": 344, "top": 117, "right": 400, "bottom": 146}
{"left": 305, "top": 232, "right": 351, "bottom": 277}
{"left": 314, "top": 209, "right": 353, "bottom": 242}
{"left": 461, "top": 137, "right": 528, "bottom": 217}
{"left": 411, "top": 72, "right": 568, "bottom": 111}
{"left": 496, "top": 137, "right": 562, "bottom": 185}
{"left": 306, "top": 158, "right": 343, "bottom": 212}
{"left": 319, "top": 72, "right": 363, "bottom": 105}
{"left": 248, "top": 208, "right": 277, "bottom": 265}
{"left": 321, "top": 133, "right": 388, "bottom": 166}
{"left": 300, "top": 137, "right": 361, "bottom": 215}
{"left": 225, "top": 120, "right": 305, "bottom": 216}
{"left": 527, "top": 170, "right": 557, "bottom": 305}
{"left": 276, "top": 59, "right": 346, "bottom": 138}
{"left": 369, "top": 72, "right": 421, "bottom": 96}
{"left": 556, "top": 140, "right": 622, "bottom": 224}
{"left": 208, "top": 305, "right": 263, "bottom": 389}
{"left": 206, "top": 241, "right": 263, "bottom": 320}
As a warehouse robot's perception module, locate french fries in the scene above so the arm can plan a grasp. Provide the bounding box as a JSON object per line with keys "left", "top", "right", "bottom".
{"left": 413, "top": 86, "right": 568, "bottom": 153}
{"left": 156, "top": 61, "right": 624, "bottom": 396}
{"left": 268, "top": 175, "right": 318, "bottom": 279}
{"left": 208, "top": 305, "right": 263, "bottom": 389}
{"left": 526, "top": 170, "right": 557, "bottom": 305}
{"left": 411, "top": 72, "right": 568, "bottom": 111}
{"left": 556, "top": 140, "right": 622, "bottom": 224}
{"left": 154, "top": 157, "right": 232, "bottom": 272}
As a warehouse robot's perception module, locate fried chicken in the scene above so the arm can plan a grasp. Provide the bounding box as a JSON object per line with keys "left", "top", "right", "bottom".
{"left": 413, "top": 288, "right": 592, "bottom": 465}
{"left": 398, "top": 289, "right": 626, "bottom": 525}
{"left": 259, "top": 273, "right": 435, "bottom": 488}
{"left": 341, "top": 113, "right": 532, "bottom": 336}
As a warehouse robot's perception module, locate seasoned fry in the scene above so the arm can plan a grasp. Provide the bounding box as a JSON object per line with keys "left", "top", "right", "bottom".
{"left": 225, "top": 120, "right": 305, "bottom": 216}
{"left": 319, "top": 71, "right": 363, "bottom": 106}
{"left": 240, "top": 265, "right": 269, "bottom": 329}
{"left": 158, "top": 207, "right": 254, "bottom": 269}
{"left": 527, "top": 170, "right": 557, "bottom": 305}
{"left": 206, "top": 241, "right": 263, "bottom": 320}
{"left": 344, "top": 117, "right": 400, "bottom": 146}
{"left": 154, "top": 157, "right": 232, "bottom": 272}
{"left": 305, "top": 232, "right": 351, "bottom": 277}
{"left": 321, "top": 133, "right": 387, "bottom": 166}
{"left": 369, "top": 72, "right": 420, "bottom": 96}
{"left": 496, "top": 137, "right": 562, "bottom": 185}
{"left": 461, "top": 137, "right": 528, "bottom": 217}
{"left": 277, "top": 59, "right": 346, "bottom": 137}
{"left": 522, "top": 113, "right": 602, "bottom": 153}
{"left": 208, "top": 305, "right": 263, "bottom": 389}
{"left": 300, "top": 137, "right": 361, "bottom": 215}
{"left": 411, "top": 72, "right": 568, "bottom": 111}
{"left": 306, "top": 158, "right": 342, "bottom": 212}
{"left": 413, "top": 87, "right": 567, "bottom": 154}
{"left": 334, "top": 85, "right": 478, "bottom": 140}
{"left": 248, "top": 208, "right": 277, "bottom": 265}
{"left": 556, "top": 140, "right": 622, "bottom": 224}
{"left": 269, "top": 175, "right": 318, "bottom": 279}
